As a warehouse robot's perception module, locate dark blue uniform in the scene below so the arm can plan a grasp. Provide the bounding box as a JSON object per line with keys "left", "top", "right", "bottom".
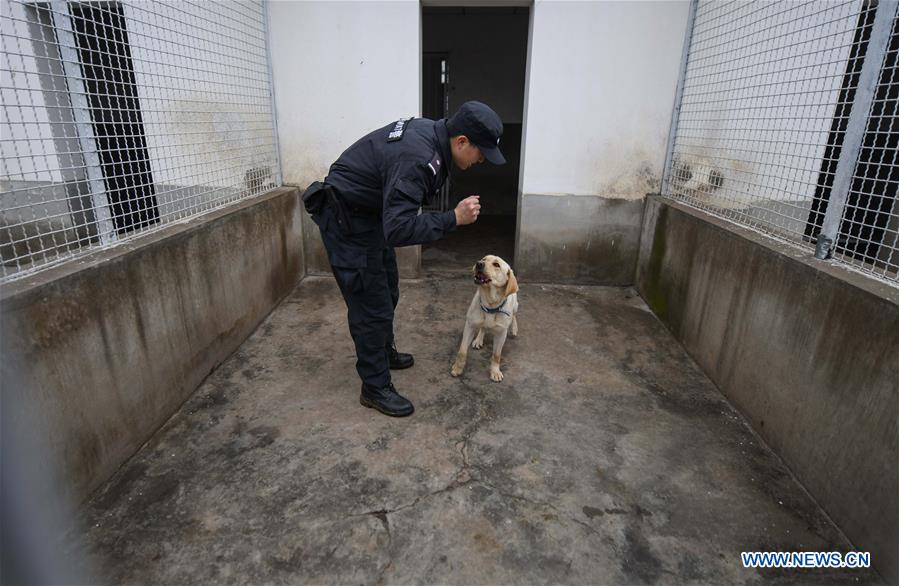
{"left": 311, "top": 117, "right": 455, "bottom": 388}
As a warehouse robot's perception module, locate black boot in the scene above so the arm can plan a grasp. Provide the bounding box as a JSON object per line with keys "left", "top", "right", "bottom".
{"left": 360, "top": 382, "right": 414, "bottom": 417}
{"left": 388, "top": 345, "right": 414, "bottom": 370}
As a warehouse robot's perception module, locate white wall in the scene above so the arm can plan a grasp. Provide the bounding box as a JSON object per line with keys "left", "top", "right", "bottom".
{"left": 521, "top": 0, "right": 690, "bottom": 199}
{"left": 268, "top": 0, "right": 421, "bottom": 187}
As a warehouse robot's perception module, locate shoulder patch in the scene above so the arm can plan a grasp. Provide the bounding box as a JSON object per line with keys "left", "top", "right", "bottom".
{"left": 426, "top": 151, "right": 443, "bottom": 176}
{"left": 387, "top": 117, "right": 413, "bottom": 142}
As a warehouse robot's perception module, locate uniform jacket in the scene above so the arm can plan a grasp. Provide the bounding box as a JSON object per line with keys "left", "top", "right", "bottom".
{"left": 324, "top": 117, "right": 457, "bottom": 247}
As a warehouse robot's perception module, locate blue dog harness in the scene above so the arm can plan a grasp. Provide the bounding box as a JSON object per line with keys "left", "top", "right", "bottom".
{"left": 480, "top": 298, "right": 512, "bottom": 317}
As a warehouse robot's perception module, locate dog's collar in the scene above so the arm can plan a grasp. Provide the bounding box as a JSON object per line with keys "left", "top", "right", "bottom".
{"left": 481, "top": 297, "right": 511, "bottom": 317}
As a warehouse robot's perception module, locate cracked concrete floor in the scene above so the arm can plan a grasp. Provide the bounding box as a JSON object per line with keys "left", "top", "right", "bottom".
{"left": 76, "top": 276, "right": 882, "bottom": 585}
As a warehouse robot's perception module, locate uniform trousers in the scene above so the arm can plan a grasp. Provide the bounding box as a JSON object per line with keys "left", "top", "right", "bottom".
{"left": 313, "top": 205, "right": 399, "bottom": 388}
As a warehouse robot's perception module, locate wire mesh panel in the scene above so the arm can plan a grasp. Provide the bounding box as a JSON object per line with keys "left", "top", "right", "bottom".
{"left": 833, "top": 10, "right": 899, "bottom": 278}
{"left": 663, "top": 0, "right": 899, "bottom": 284}
{"left": 0, "top": 0, "right": 280, "bottom": 282}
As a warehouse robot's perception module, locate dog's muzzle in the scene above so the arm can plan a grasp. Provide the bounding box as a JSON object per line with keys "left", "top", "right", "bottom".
{"left": 474, "top": 261, "right": 490, "bottom": 284}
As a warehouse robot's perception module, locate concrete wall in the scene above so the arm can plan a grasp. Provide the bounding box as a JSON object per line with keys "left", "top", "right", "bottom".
{"left": 0, "top": 187, "right": 303, "bottom": 505}
{"left": 518, "top": 194, "right": 644, "bottom": 285}
{"left": 635, "top": 196, "right": 899, "bottom": 582}
{"left": 516, "top": 0, "right": 689, "bottom": 284}
{"left": 268, "top": 0, "right": 421, "bottom": 277}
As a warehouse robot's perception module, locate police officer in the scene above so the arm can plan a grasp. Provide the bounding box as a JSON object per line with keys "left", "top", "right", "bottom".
{"left": 303, "top": 101, "right": 506, "bottom": 417}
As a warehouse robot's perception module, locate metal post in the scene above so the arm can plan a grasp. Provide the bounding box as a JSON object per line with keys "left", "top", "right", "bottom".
{"left": 48, "top": 0, "right": 116, "bottom": 243}
{"left": 660, "top": 0, "right": 699, "bottom": 196}
{"left": 263, "top": 0, "right": 283, "bottom": 187}
{"left": 815, "top": 0, "right": 898, "bottom": 259}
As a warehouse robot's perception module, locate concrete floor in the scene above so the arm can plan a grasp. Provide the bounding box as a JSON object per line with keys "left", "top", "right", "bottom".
{"left": 76, "top": 275, "right": 882, "bottom": 585}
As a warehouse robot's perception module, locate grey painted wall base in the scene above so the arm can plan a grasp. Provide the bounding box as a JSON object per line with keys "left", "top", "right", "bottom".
{"left": 301, "top": 206, "right": 421, "bottom": 279}
{"left": 516, "top": 194, "right": 644, "bottom": 285}
{"left": 1, "top": 187, "right": 304, "bottom": 505}
{"left": 636, "top": 196, "right": 899, "bottom": 583}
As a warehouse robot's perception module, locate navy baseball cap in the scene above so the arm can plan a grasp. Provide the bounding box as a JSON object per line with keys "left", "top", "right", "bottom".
{"left": 446, "top": 101, "right": 506, "bottom": 165}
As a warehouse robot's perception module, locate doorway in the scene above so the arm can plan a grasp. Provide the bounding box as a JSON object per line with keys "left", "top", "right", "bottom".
{"left": 421, "top": 5, "right": 529, "bottom": 275}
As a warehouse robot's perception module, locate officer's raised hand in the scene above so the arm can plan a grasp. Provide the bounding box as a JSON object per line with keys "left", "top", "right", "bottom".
{"left": 455, "top": 195, "right": 481, "bottom": 225}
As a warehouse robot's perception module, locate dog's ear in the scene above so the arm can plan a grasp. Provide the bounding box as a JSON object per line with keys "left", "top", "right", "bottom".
{"left": 504, "top": 268, "right": 519, "bottom": 297}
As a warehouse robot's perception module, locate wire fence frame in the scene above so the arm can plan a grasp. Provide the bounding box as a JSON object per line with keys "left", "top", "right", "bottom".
{"left": 662, "top": 0, "right": 899, "bottom": 285}
{"left": 0, "top": 0, "right": 281, "bottom": 283}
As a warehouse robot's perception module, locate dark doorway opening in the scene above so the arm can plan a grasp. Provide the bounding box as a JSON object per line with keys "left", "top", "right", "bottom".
{"left": 421, "top": 6, "right": 528, "bottom": 275}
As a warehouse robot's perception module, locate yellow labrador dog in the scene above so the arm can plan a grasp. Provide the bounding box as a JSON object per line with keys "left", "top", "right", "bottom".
{"left": 451, "top": 255, "right": 519, "bottom": 382}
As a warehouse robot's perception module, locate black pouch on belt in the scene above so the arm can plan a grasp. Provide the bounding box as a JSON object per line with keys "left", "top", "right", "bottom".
{"left": 326, "top": 185, "right": 353, "bottom": 236}
{"left": 302, "top": 181, "right": 327, "bottom": 215}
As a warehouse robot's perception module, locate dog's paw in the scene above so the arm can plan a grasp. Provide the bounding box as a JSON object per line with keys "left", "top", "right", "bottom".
{"left": 471, "top": 339, "right": 483, "bottom": 349}
{"left": 490, "top": 369, "right": 504, "bottom": 382}
{"left": 451, "top": 362, "right": 465, "bottom": 377}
